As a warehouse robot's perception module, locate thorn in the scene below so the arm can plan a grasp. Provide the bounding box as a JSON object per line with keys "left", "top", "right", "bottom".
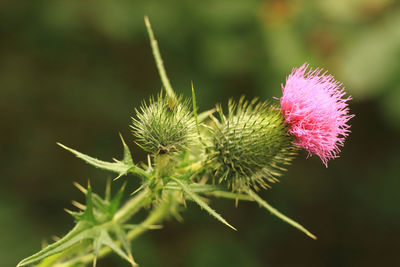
{"left": 147, "top": 224, "right": 163, "bottom": 230}
{"left": 51, "top": 235, "right": 60, "bottom": 242}
{"left": 56, "top": 142, "right": 66, "bottom": 149}
{"left": 113, "top": 173, "right": 124, "bottom": 181}
{"left": 134, "top": 141, "right": 146, "bottom": 152}
{"left": 235, "top": 198, "right": 239, "bottom": 208}
{"left": 182, "top": 193, "right": 187, "bottom": 208}
{"left": 174, "top": 212, "right": 184, "bottom": 223}
{"left": 130, "top": 184, "right": 144, "bottom": 196}
{"left": 87, "top": 179, "right": 91, "bottom": 189}
{"left": 41, "top": 239, "right": 48, "bottom": 249}
{"left": 129, "top": 254, "right": 138, "bottom": 267}
{"left": 64, "top": 208, "right": 74, "bottom": 215}
{"left": 93, "top": 256, "right": 97, "bottom": 267}
{"left": 73, "top": 181, "right": 87, "bottom": 194}
{"left": 144, "top": 15, "right": 150, "bottom": 28}
{"left": 147, "top": 154, "right": 152, "bottom": 169}
{"left": 119, "top": 133, "right": 127, "bottom": 147}
{"left": 71, "top": 200, "right": 86, "bottom": 210}
{"left": 307, "top": 232, "right": 318, "bottom": 240}
{"left": 121, "top": 181, "right": 127, "bottom": 191}
{"left": 105, "top": 178, "right": 111, "bottom": 201}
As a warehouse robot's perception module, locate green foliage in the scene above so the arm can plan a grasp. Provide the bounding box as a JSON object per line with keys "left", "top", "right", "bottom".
{"left": 209, "top": 97, "right": 297, "bottom": 191}
{"left": 17, "top": 184, "right": 136, "bottom": 267}
{"left": 57, "top": 135, "right": 148, "bottom": 180}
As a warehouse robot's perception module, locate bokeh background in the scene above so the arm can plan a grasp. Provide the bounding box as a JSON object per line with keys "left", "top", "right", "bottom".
{"left": 1, "top": 0, "right": 400, "bottom": 266}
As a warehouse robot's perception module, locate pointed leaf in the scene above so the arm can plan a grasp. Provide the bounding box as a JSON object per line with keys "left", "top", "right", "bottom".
{"left": 144, "top": 16, "right": 176, "bottom": 101}
{"left": 246, "top": 188, "right": 317, "bottom": 240}
{"left": 99, "top": 230, "right": 134, "bottom": 265}
{"left": 191, "top": 84, "right": 201, "bottom": 137}
{"left": 92, "top": 233, "right": 102, "bottom": 267}
{"left": 108, "top": 183, "right": 126, "bottom": 218}
{"left": 114, "top": 227, "right": 136, "bottom": 265}
{"left": 171, "top": 178, "right": 236, "bottom": 231}
{"left": 17, "top": 222, "right": 93, "bottom": 266}
{"left": 82, "top": 185, "right": 95, "bottom": 223}
{"left": 57, "top": 137, "right": 134, "bottom": 179}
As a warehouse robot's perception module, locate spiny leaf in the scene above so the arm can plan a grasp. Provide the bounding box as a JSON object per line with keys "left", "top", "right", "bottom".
{"left": 191, "top": 83, "right": 201, "bottom": 138}
{"left": 17, "top": 222, "right": 92, "bottom": 266}
{"left": 171, "top": 178, "right": 236, "bottom": 231}
{"left": 82, "top": 185, "right": 95, "bottom": 223}
{"left": 73, "top": 182, "right": 109, "bottom": 215}
{"left": 108, "top": 183, "right": 126, "bottom": 218}
{"left": 191, "top": 83, "right": 208, "bottom": 148}
{"left": 57, "top": 135, "right": 137, "bottom": 180}
{"left": 99, "top": 229, "right": 136, "bottom": 266}
{"left": 246, "top": 188, "right": 317, "bottom": 240}
{"left": 115, "top": 227, "right": 137, "bottom": 266}
{"left": 92, "top": 232, "right": 102, "bottom": 267}
{"left": 144, "top": 15, "right": 176, "bottom": 101}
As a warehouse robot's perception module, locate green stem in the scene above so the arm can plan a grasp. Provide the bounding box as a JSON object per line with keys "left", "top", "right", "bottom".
{"left": 113, "top": 187, "right": 151, "bottom": 224}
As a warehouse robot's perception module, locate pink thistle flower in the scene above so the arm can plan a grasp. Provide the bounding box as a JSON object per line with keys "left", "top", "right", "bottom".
{"left": 280, "top": 63, "right": 354, "bottom": 167}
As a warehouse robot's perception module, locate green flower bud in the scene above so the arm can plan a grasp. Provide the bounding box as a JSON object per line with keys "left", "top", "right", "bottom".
{"left": 131, "top": 94, "right": 195, "bottom": 155}
{"left": 210, "top": 97, "right": 297, "bottom": 191}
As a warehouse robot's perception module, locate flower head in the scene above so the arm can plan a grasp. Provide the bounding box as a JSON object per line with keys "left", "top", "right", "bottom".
{"left": 280, "top": 63, "right": 354, "bottom": 166}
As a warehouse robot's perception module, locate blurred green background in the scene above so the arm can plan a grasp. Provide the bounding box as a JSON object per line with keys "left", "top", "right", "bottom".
{"left": 1, "top": 0, "right": 400, "bottom": 266}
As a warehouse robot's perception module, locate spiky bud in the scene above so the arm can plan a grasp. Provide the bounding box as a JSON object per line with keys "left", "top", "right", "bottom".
{"left": 131, "top": 94, "right": 195, "bottom": 155}
{"left": 210, "top": 97, "right": 297, "bottom": 191}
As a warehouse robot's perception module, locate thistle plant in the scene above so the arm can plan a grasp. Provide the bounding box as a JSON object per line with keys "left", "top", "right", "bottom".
{"left": 18, "top": 17, "right": 353, "bottom": 267}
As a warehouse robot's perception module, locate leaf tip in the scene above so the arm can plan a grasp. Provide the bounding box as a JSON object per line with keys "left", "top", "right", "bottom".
{"left": 56, "top": 142, "right": 67, "bottom": 150}
{"left": 64, "top": 208, "right": 74, "bottom": 215}
{"left": 73, "top": 181, "right": 87, "bottom": 194}
{"left": 119, "top": 133, "right": 127, "bottom": 147}
{"left": 307, "top": 232, "right": 317, "bottom": 240}
{"left": 144, "top": 15, "right": 151, "bottom": 31}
